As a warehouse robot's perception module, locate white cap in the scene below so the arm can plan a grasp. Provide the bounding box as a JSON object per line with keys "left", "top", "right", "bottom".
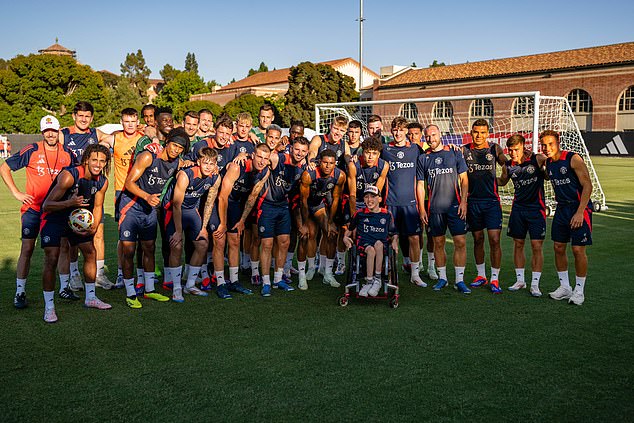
{"left": 40, "top": 115, "right": 60, "bottom": 132}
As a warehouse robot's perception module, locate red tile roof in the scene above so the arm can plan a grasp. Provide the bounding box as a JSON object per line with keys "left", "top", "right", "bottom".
{"left": 219, "top": 58, "right": 378, "bottom": 91}
{"left": 379, "top": 42, "right": 634, "bottom": 89}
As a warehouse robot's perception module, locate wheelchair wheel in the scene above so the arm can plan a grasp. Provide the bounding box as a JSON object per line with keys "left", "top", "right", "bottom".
{"left": 389, "top": 296, "right": 399, "bottom": 309}
{"left": 389, "top": 249, "right": 399, "bottom": 285}
{"left": 346, "top": 247, "right": 356, "bottom": 286}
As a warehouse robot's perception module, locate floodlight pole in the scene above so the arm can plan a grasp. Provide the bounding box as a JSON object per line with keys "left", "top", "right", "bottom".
{"left": 359, "top": 0, "right": 364, "bottom": 92}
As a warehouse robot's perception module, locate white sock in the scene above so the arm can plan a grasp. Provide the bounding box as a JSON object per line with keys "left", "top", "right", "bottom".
{"left": 43, "top": 290, "right": 55, "bottom": 310}
{"left": 96, "top": 260, "right": 105, "bottom": 277}
{"left": 229, "top": 266, "right": 239, "bottom": 283}
{"left": 200, "top": 264, "right": 209, "bottom": 281}
{"left": 284, "top": 252, "right": 294, "bottom": 276}
{"left": 428, "top": 252, "right": 435, "bottom": 269}
{"left": 85, "top": 282, "right": 96, "bottom": 301}
{"left": 163, "top": 267, "right": 173, "bottom": 285}
{"left": 531, "top": 272, "right": 541, "bottom": 287}
{"left": 575, "top": 276, "right": 586, "bottom": 292}
{"left": 307, "top": 257, "right": 315, "bottom": 270}
{"left": 215, "top": 271, "right": 226, "bottom": 286}
{"left": 403, "top": 256, "right": 411, "bottom": 266}
{"left": 455, "top": 266, "right": 465, "bottom": 283}
{"left": 491, "top": 267, "right": 500, "bottom": 281}
{"left": 298, "top": 261, "right": 306, "bottom": 277}
{"left": 515, "top": 268, "right": 525, "bottom": 284}
{"left": 70, "top": 261, "right": 80, "bottom": 277}
{"left": 16, "top": 278, "right": 26, "bottom": 295}
{"left": 136, "top": 268, "right": 145, "bottom": 284}
{"left": 144, "top": 272, "right": 156, "bottom": 292}
{"left": 336, "top": 250, "right": 346, "bottom": 265}
{"left": 438, "top": 266, "right": 447, "bottom": 281}
{"left": 59, "top": 274, "right": 70, "bottom": 292}
{"left": 476, "top": 263, "right": 486, "bottom": 278}
{"left": 173, "top": 266, "right": 183, "bottom": 290}
{"left": 262, "top": 274, "right": 271, "bottom": 285}
{"left": 251, "top": 261, "right": 260, "bottom": 276}
{"left": 319, "top": 255, "right": 327, "bottom": 272}
{"left": 410, "top": 261, "right": 420, "bottom": 279}
{"left": 325, "top": 258, "right": 334, "bottom": 276}
{"left": 274, "top": 269, "right": 283, "bottom": 284}
{"left": 558, "top": 271, "right": 571, "bottom": 289}
{"left": 186, "top": 266, "right": 200, "bottom": 289}
{"left": 117, "top": 267, "right": 123, "bottom": 278}
{"left": 124, "top": 278, "right": 135, "bottom": 297}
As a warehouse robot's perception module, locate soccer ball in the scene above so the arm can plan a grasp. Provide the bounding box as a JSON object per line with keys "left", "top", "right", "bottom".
{"left": 69, "top": 208, "right": 94, "bottom": 234}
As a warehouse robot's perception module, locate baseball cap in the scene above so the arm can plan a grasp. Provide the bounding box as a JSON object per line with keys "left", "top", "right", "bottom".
{"left": 363, "top": 185, "right": 380, "bottom": 196}
{"left": 40, "top": 115, "right": 60, "bottom": 132}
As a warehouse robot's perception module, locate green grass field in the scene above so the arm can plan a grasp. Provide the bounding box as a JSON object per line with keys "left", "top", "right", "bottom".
{"left": 1, "top": 156, "right": 632, "bottom": 422}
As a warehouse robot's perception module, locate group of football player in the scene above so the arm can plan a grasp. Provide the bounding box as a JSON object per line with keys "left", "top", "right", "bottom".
{"left": 0, "top": 101, "right": 594, "bottom": 323}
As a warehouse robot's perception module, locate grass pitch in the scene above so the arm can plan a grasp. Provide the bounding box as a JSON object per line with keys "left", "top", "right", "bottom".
{"left": 0, "top": 156, "right": 632, "bottom": 422}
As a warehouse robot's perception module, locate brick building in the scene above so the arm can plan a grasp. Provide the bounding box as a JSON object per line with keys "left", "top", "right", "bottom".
{"left": 372, "top": 42, "right": 634, "bottom": 133}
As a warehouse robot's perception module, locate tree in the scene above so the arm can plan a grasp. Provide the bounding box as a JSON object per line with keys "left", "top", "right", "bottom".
{"left": 411, "top": 62, "right": 417, "bottom": 67}
{"left": 173, "top": 100, "right": 223, "bottom": 123}
{"left": 223, "top": 94, "right": 269, "bottom": 123}
{"left": 160, "top": 63, "right": 181, "bottom": 84}
{"left": 185, "top": 53, "right": 199, "bottom": 75}
{"left": 430, "top": 60, "right": 446, "bottom": 67}
{"left": 154, "top": 71, "right": 206, "bottom": 111}
{"left": 247, "top": 62, "right": 269, "bottom": 77}
{"left": 281, "top": 62, "right": 358, "bottom": 127}
{"left": 101, "top": 78, "right": 145, "bottom": 123}
{"left": 0, "top": 58, "right": 7, "bottom": 70}
{"left": 0, "top": 54, "right": 106, "bottom": 133}
{"left": 206, "top": 80, "right": 220, "bottom": 92}
{"left": 120, "top": 49, "right": 150, "bottom": 100}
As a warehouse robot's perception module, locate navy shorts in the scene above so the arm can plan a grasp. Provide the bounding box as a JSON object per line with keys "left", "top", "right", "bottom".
{"left": 164, "top": 208, "right": 204, "bottom": 242}
{"left": 551, "top": 203, "right": 592, "bottom": 246}
{"left": 428, "top": 205, "right": 468, "bottom": 237}
{"left": 507, "top": 208, "right": 546, "bottom": 240}
{"left": 40, "top": 215, "right": 93, "bottom": 248}
{"left": 257, "top": 204, "right": 291, "bottom": 238}
{"left": 119, "top": 208, "right": 157, "bottom": 242}
{"left": 21, "top": 208, "right": 41, "bottom": 240}
{"left": 387, "top": 204, "right": 421, "bottom": 236}
{"left": 467, "top": 201, "right": 502, "bottom": 232}
{"left": 307, "top": 199, "right": 329, "bottom": 216}
{"left": 227, "top": 199, "right": 245, "bottom": 234}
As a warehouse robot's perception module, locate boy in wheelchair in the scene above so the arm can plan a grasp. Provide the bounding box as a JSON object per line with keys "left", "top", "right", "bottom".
{"left": 343, "top": 185, "right": 398, "bottom": 297}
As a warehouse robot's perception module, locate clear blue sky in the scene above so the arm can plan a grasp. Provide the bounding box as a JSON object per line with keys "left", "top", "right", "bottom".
{"left": 1, "top": 0, "right": 632, "bottom": 86}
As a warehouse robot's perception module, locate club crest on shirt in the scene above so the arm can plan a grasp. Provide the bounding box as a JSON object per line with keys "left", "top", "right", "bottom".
{"left": 380, "top": 218, "right": 386, "bottom": 225}
{"left": 526, "top": 165, "right": 535, "bottom": 174}
{"left": 560, "top": 166, "right": 567, "bottom": 175}
{"left": 435, "top": 157, "right": 443, "bottom": 165}
{"left": 396, "top": 151, "right": 404, "bottom": 159}
{"left": 486, "top": 153, "right": 494, "bottom": 161}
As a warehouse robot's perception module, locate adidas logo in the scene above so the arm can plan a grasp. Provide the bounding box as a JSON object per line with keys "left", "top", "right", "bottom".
{"left": 363, "top": 218, "right": 370, "bottom": 223}
{"left": 68, "top": 140, "right": 76, "bottom": 146}
{"left": 37, "top": 157, "right": 45, "bottom": 164}
{"left": 600, "top": 135, "right": 629, "bottom": 155}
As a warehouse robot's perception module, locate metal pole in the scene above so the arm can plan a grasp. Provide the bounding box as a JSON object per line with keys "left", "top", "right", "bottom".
{"left": 359, "top": 0, "right": 364, "bottom": 92}
{"left": 532, "top": 91, "right": 540, "bottom": 153}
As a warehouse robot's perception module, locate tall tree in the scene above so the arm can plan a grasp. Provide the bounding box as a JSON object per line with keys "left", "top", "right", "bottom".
{"left": 154, "top": 71, "right": 206, "bottom": 110}
{"left": 160, "top": 63, "right": 181, "bottom": 83}
{"left": 120, "top": 49, "right": 150, "bottom": 99}
{"left": 0, "top": 54, "right": 105, "bottom": 133}
{"left": 281, "top": 62, "right": 358, "bottom": 127}
{"left": 247, "top": 62, "right": 269, "bottom": 77}
{"left": 184, "top": 53, "right": 199, "bottom": 75}
{"left": 223, "top": 94, "right": 269, "bottom": 123}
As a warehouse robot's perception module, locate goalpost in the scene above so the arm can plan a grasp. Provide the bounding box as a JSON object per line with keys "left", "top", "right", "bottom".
{"left": 315, "top": 91, "right": 607, "bottom": 213}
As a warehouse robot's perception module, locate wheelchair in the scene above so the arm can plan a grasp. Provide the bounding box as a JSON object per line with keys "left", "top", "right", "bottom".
{"left": 337, "top": 242, "right": 400, "bottom": 308}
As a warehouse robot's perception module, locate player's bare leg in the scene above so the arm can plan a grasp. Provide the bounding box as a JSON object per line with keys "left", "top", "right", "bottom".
{"left": 94, "top": 222, "right": 113, "bottom": 289}
{"left": 316, "top": 210, "right": 339, "bottom": 287}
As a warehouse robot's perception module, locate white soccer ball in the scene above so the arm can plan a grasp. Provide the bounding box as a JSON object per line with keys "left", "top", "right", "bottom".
{"left": 69, "top": 208, "right": 94, "bottom": 234}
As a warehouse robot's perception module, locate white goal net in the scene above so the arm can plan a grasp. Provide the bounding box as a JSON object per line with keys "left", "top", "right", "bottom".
{"left": 315, "top": 92, "right": 606, "bottom": 211}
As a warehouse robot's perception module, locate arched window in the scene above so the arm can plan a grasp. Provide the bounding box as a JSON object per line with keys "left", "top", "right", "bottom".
{"left": 567, "top": 89, "right": 593, "bottom": 131}
{"left": 432, "top": 101, "right": 453, "bottom": 133}
{"left": 470, "top": 99, "right": 494, "bottom": 127}
{"left": 617, "top": 86, "right": 634, "bottom": 131}
{"left": 400, "top": 103, "right": 418, "bottom": 121}
{"left": 512, "top": 97, "right": 534, "bottom": 132}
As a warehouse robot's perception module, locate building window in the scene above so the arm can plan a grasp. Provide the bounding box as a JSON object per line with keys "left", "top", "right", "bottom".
{"left": 470, "top": 99, "right": 494, "bottom": 126}
{"left": 433, "top": 101, "right": 453, "bottom": 118}
{"left": 432, "top": 101, "right": 453, "bottom": 133}
{"left": 617, "top": 86, "right": 634, "bottom": 131}
{"left": 400, "top": 103, "right": 418, "bottom": 121}
{"left": 568, "top": 89, "right": 593, "bottom": 113}
{"left": 618, "top": 86, "right": 634, "bottom": 111}
{"left": 513, "top": 97, "right": 534, "bottom": 116}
